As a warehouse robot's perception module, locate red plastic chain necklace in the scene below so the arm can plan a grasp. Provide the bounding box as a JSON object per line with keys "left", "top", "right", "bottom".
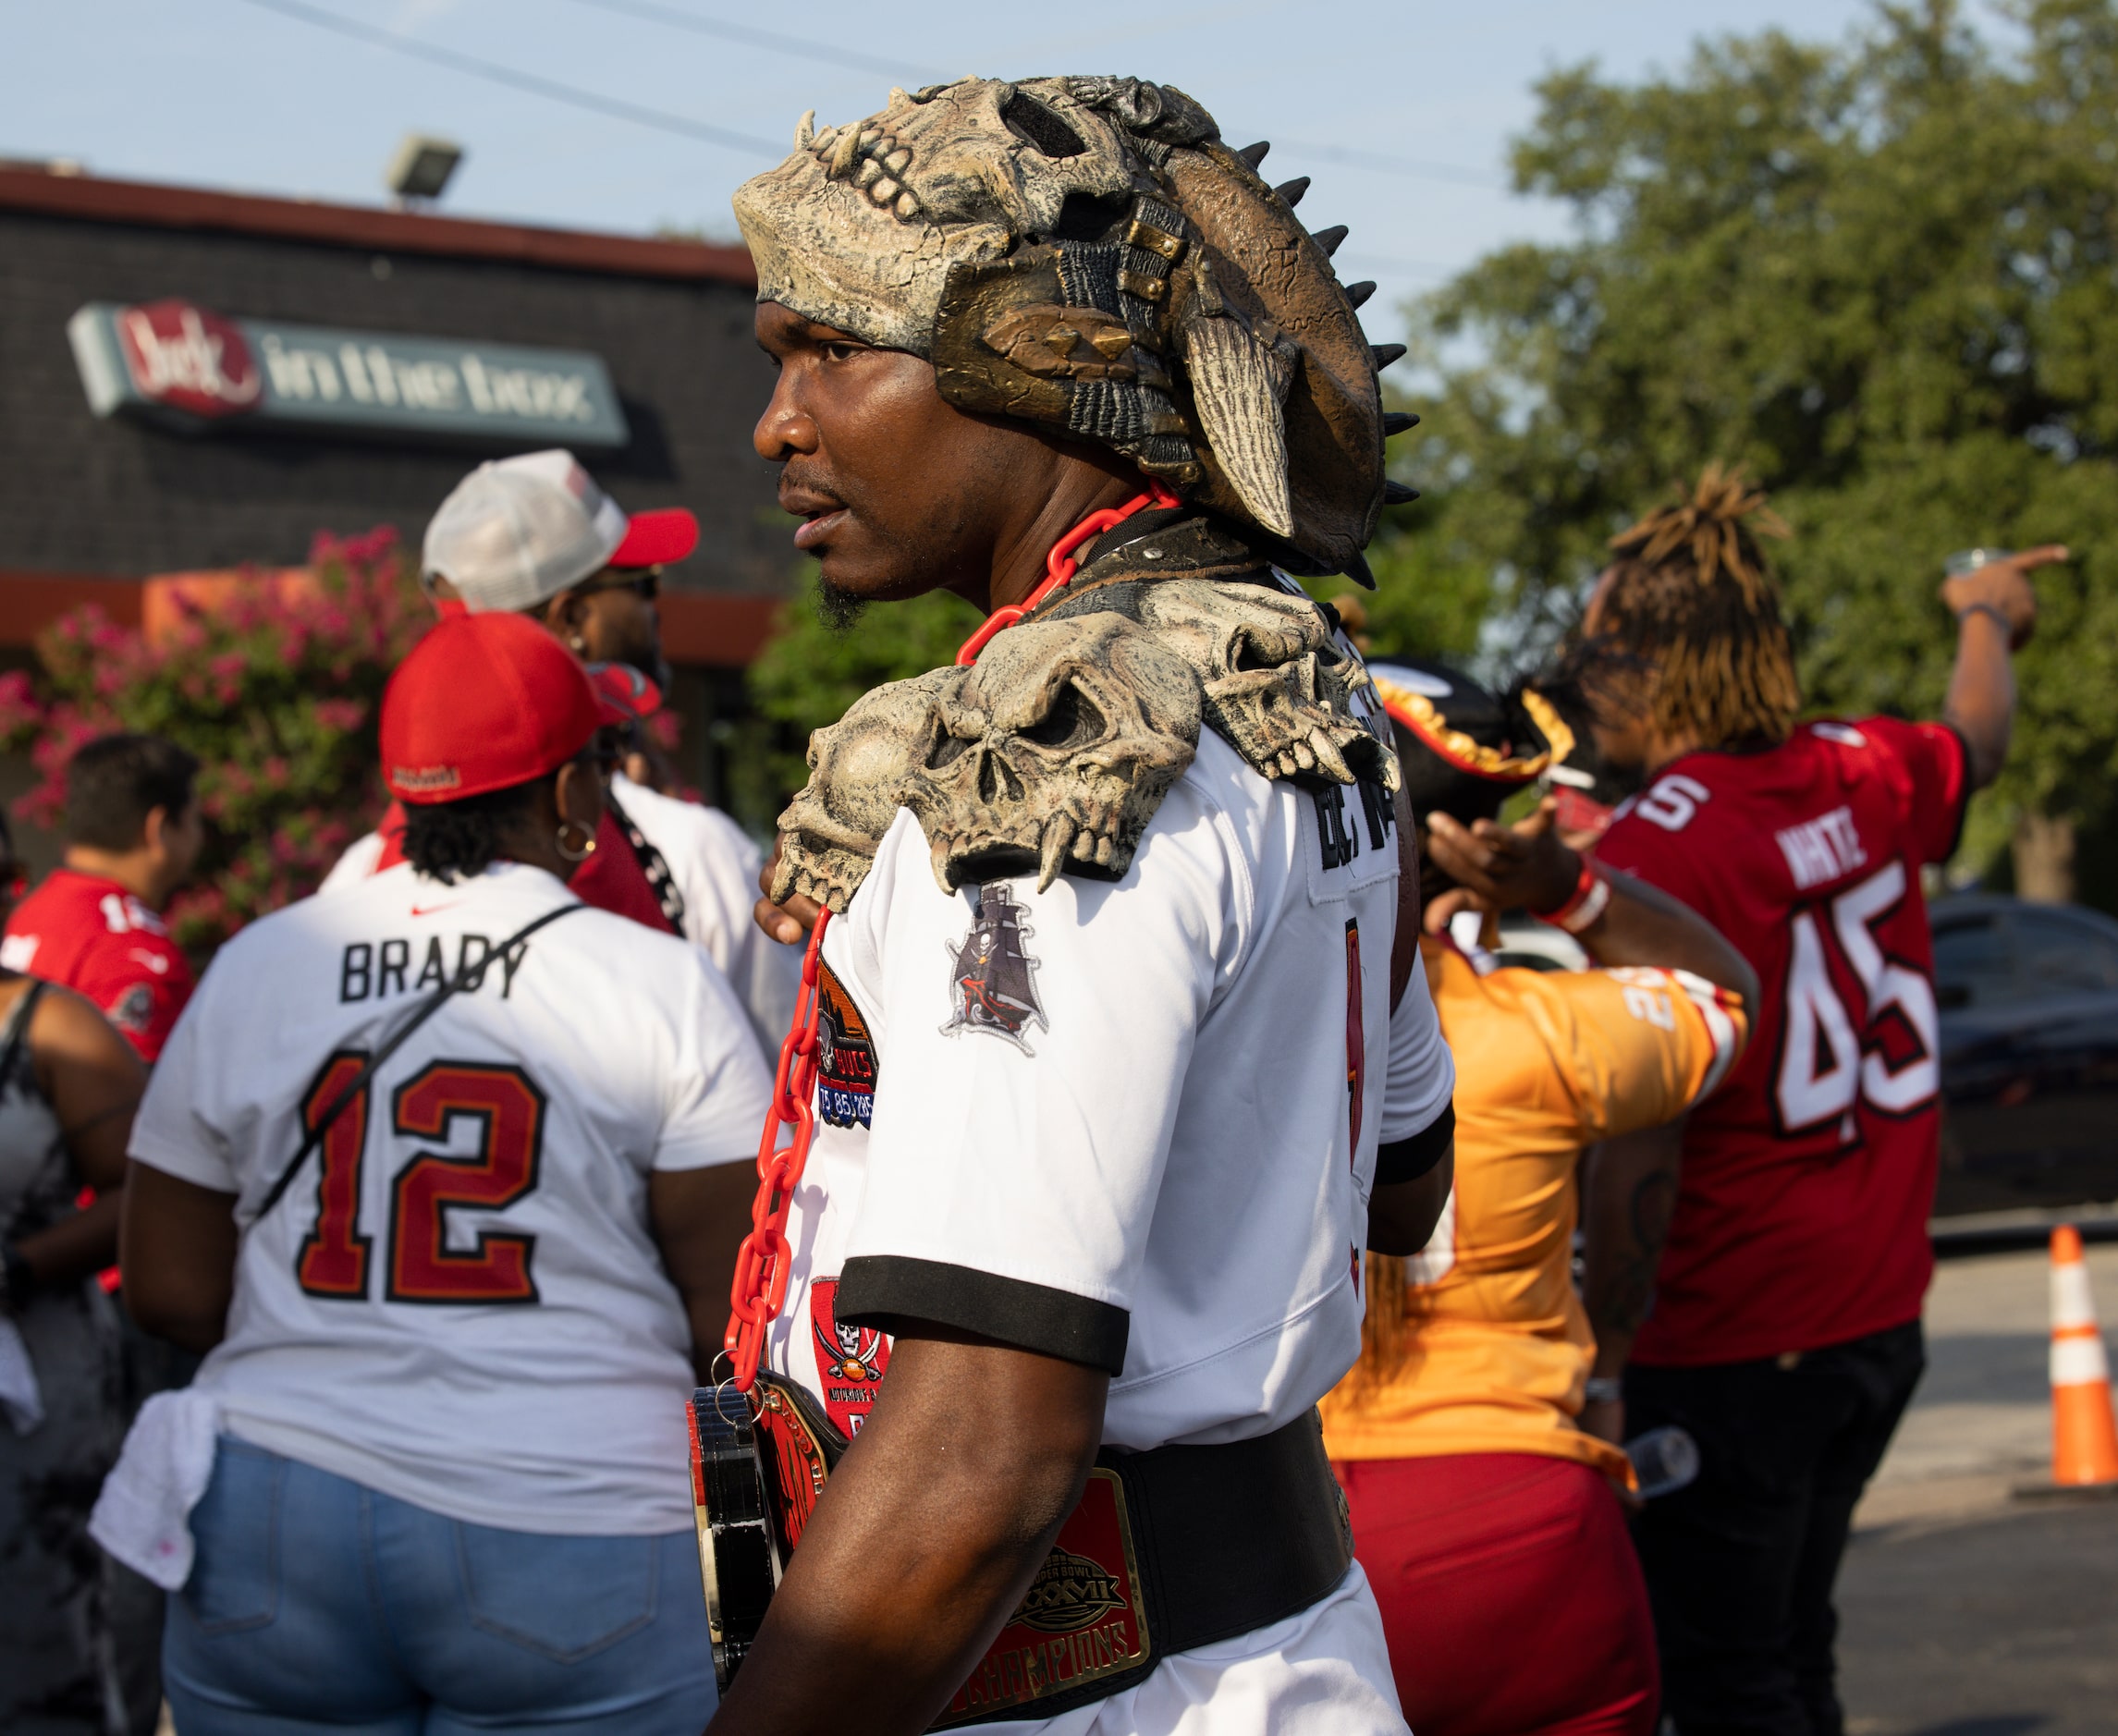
{"left": 724, "top": 911, "right": 831, "bottom": 1390}
{"left": 956, "top": 481, "right": 1181, "bottom": 666}
{"left": 722, "top": 480, "right": 1181, "bottom": 1392}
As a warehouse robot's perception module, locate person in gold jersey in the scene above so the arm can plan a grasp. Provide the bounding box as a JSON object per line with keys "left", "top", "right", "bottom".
{"left": 1321, "top": 659, "right": 1757, "bottom": 1736}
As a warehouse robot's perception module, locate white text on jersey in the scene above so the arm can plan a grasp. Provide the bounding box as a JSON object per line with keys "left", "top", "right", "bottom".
{"left": 1633, "top": 774, "right": 1712, "bottom": 833}
{"left": 1776, "top": 806, "right": 1868, "bottom": 891}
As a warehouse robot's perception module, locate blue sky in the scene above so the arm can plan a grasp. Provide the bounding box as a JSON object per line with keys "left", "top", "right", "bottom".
{"left": 4, "top": 0, "right": 1997, "bottom": 339}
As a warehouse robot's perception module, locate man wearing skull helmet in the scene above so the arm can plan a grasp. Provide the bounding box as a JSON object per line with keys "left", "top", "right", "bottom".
{"left": 708, "top": 77, "right": 1454, "bottom": 1736}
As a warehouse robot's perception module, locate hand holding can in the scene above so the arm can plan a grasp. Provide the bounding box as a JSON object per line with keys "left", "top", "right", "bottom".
{"left": 1939, "top": 544, "right": 2065, "bottom": 652}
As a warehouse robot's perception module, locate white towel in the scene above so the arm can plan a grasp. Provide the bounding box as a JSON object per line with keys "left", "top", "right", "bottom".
{"left": 0, "top": 1317, "right": 42, "bottom": 1434}
{"left": 89, "top": 1388, "right": 224, "bottom": 1590}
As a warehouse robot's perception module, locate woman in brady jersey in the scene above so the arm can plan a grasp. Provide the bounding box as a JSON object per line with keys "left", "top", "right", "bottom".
{"left": 1577, "top": 468, "right": 2061, "bottom": 1736}
{"left": 110, "top": 615, "right": 772, "bottom": 1736}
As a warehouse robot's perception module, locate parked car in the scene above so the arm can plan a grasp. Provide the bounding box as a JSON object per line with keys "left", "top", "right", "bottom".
{"left": 1932, "top": 894, "right": 2118, "bottom": 1217}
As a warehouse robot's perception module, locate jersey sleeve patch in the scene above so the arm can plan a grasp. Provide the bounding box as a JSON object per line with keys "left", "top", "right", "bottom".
{"left": 817, "top": 963, "right": 878, "bottom": 1131}
{"left": 942, "top": 884, "right": 1047, "bottom": 1053}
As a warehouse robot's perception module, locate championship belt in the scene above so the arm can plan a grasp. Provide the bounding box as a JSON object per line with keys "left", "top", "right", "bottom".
{"left": 688, "top": 1363, "right": 1350, "bottom": 1726}
{"left": 688, "top": 1363, "right": 1172, "bottom": 1725}
{"left": 686, "top": 1371, "right": 840, "bottom": 1686}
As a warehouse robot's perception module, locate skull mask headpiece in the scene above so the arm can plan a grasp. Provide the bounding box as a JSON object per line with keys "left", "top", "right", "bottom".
{"left": 733, "top": 76, "right": 1406, "bottom": 579}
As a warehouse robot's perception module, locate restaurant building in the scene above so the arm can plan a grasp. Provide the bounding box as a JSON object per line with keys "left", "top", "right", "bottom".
{"left": 0, "top": 159, "right": 792, "bottom": 850}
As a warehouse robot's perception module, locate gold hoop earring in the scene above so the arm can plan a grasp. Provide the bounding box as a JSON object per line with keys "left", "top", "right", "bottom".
{"left": 556, "top": 820, "right": 597, "bottom": 862}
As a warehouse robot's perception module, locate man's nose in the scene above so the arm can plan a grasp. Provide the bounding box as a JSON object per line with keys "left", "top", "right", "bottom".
{"left": 753, "top": 377, "right": 818, "bottom": 462}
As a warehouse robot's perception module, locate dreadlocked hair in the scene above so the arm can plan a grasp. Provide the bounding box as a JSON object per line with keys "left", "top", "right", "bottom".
{"left": 1591, "top": 463, "right": 1800, "bottom": 750}
{"left": 1345, "top": 1251, "right": 1423, "bottom": 1395}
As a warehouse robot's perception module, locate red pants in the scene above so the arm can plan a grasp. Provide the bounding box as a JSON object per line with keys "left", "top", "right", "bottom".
{"left": 1335, "top": 1453, "right": 1658, "bottom": 1736}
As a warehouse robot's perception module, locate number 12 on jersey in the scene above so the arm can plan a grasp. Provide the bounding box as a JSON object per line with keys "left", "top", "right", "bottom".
{"left": 1776, "top": 860, "right": 1940, "bottom": 1136}
{"left": 294, "top": 1052, "right": 546, "bottom": 1303}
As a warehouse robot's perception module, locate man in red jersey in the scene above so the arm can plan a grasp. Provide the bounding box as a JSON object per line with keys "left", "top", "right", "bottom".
{"left": 3, "top": 734, "right": 203, "bottom": 1064}
{"left": 1578, "top": 467, "right": 2063, "bottom": 1736}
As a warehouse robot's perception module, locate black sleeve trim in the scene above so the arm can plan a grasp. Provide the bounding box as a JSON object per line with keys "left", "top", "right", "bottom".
{"left": 1375, "top": 1101, "right": 1454, "bottom": 1187}
{"left": 836, "top": 1255, "right": 1130, "bottom": 1376}
{"left": 1938, "top": 720, "right": 1975, "bottom": 862}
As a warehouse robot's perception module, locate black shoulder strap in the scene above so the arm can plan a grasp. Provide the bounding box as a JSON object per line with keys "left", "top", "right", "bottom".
{"left": 606, "top": 789, "right": 687, "bottom": 931}
{"left": 254, "top": 900, "right": 584, "bottom": 1221}
{"left": 0, "top": 979, "right": 47, "bottom": 1096}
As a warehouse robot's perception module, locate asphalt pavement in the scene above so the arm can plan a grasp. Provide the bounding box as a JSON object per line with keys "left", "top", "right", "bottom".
{"left": 1838, "top": 1241, "right": 2118, "bottom": 1736}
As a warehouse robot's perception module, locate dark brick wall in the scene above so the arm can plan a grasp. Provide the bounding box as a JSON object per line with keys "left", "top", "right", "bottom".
{"left": 0, "top": 210, "right": 790, "bottom": 594}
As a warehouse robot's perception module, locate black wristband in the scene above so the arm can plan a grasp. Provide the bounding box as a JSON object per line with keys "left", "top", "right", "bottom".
{"left": 1, "top": 1241, "right": 35, "bottom": 1312}
{"left": 1955, "top": 602, "right": 2014, "bottom": 636}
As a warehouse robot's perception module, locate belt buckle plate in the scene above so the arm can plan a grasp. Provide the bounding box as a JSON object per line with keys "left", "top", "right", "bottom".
{"left": 933, "top": 1467, "right": 1155, "bottom": 1727}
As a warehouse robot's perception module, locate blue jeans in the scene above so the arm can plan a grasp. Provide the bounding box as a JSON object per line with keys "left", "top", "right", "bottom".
{"left": 165, "top": 1439, "right": 716, "bottom": 1736}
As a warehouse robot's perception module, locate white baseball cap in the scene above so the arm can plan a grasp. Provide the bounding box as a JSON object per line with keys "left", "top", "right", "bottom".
{"left": 421, "top": 449, "right": 698, "bottom": 613}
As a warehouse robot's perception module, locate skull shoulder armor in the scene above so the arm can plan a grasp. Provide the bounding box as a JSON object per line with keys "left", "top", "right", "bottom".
{"left": 771, "top": 580, "right": 1396, "bottom": 912}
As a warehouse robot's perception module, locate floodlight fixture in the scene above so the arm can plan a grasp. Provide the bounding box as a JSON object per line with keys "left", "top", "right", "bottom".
{"left": 385, "top": 135, "right": 464, "bottom": 204}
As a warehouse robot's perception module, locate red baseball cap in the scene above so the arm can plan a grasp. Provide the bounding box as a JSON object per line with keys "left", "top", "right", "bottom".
{"left": 611, "top": 507, "right": 697, "bottom": 569}
{"left": 382, "top": 615, "right": 603, "bottom": 804}
{"left": 585, "top": 661, "right": 664, "bottom": 722}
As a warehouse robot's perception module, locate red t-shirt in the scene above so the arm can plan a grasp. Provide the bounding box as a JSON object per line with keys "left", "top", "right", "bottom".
{"left": 1, "top": 868, "right": 196, "bottom": 1062}
{"left": 370, "top": 802, "right": 678, "bottom": 936}
{"left": 1593, "top": 717, "right": 1970, "bottom": 1366}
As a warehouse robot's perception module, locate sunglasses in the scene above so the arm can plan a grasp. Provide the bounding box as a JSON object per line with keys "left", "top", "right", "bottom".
{"left": 576, "top": 568, "right": 660, "bottom": 602}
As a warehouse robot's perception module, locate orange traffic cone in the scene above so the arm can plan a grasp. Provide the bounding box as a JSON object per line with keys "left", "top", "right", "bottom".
{"left": 2047, "top": 1226, "right": 2118, "bottom": 1488}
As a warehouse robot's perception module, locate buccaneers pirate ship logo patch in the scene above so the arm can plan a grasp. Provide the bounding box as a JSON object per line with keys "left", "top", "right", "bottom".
{"left": 942, "top": 884, "right": 1046, "bottom": 1053}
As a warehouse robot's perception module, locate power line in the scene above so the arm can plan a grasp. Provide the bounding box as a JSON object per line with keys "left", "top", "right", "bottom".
{"left": 228, "top": 1, "right": 1502, "bottom": 197}
{"left": 562, "top": 0, "right": 942, "bottom": 84}
{"left": 229, "top": 0, "right": 784, "bottom": 158}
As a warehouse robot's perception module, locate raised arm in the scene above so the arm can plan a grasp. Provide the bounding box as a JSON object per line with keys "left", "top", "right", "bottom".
{"left": 1937, "top": 545, "right": 2061, "bottom": 790}
{"left": 1425, "top": 799, "right": 1759, "bottom": 1008}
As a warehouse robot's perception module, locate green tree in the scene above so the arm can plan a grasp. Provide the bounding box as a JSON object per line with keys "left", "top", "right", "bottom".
{"left": 1398, "top": 0, "right": 2118, "bottom": 901}
{"left": 744, "top": 582, "right": 982, "bottom": 814}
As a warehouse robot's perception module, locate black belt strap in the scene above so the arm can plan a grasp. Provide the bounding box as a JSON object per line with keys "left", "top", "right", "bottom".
{"left": 940, "top": 1408, "right": 1353, "bottom": 1726}
{"left": 254, "top": 899, "right": 584, "bottom": 1219}
{"left": 1113, "top": 1408, "right": 1353, "bottom": 1658}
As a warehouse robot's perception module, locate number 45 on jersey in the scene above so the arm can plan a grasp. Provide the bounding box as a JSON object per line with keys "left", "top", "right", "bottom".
{"left": 1776, "top": 859, "right": 1940, "bottom": 1139}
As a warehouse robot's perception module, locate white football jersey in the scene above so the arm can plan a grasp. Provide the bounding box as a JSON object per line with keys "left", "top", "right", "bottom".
{"left": 768, "top": 727, "right": 1454, "bottom": 1455}
{"left": 608, "top": 773, "right": 801, "bottom": 1053}
{"left": 317, "top": 782, "right": 797, "bottom": 1057}
{"left": 129, "top": 861, "right": 772, "bottom": 1534}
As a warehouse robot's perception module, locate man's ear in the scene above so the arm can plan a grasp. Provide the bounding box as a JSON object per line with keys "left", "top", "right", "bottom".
{"left": 140, "top": 804, "right": 171, "bottom": 858}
